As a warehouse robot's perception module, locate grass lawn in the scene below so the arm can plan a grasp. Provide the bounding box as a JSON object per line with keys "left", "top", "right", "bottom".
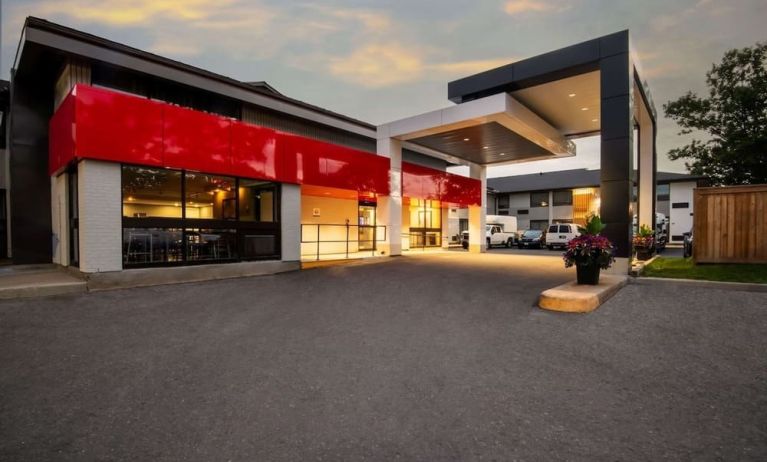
{"left": 643, "top": 257, "right": 767, "bottom": 284}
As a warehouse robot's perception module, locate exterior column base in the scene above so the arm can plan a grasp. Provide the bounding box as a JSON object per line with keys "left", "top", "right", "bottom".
{"left": 469, "top": 244, "right": 486, "bottom": 253}
{"left": 603, "top": 257, "right": 630, "bottom": 275}
{"left": 378, "top": 243, "right": 402, "bottom": 257}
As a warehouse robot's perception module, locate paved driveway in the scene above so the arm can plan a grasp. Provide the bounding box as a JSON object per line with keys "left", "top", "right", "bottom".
{"left": 1, "top": 253, "right": 766, "bottom": 461}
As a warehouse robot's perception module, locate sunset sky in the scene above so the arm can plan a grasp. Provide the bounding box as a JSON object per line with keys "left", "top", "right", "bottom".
{"left": 2, "top": 0, "right": 765, "bottom": 176}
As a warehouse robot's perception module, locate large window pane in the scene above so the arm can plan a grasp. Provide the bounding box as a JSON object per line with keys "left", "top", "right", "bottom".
{"left": 123, "top": 228, "right": 183, "bottom": 266}
{"left": 239, "top": 180, "right": 277, "bottom": 222}
{"left": 185, "top": 173, "right": 236, "bottom": 220}
{"left": 530, "top": 192, "right": 549, "bottom": 208}
{"left": 553, "top": 190, "right": 572, "bottom": 206}
{"left": 122, "top": 166, "right": 182, "bottom": 218}
{"left": 186, "top": 229, "right": 237, "bottom": 261}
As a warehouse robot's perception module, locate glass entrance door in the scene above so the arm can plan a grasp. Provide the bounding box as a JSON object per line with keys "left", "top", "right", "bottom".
{"left": 408, "top": 199, "right": 441, "bottom": 249}
{"left": 358, "top": 203, "right": 376, "bottom": 251}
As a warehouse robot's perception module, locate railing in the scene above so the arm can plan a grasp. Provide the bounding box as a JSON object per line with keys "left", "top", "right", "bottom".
{"left": 300, "top": 223, "right": 387, "bottom": 261}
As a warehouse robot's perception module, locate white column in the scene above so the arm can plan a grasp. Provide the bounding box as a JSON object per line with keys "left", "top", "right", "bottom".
{"left": 468, "top": 163, "right": 487, "bottom": 253}
{"left": 281, "top": 183, "right": 301, "bottom": 262}
{"left": 376, "top": 137, "right": 402, "bottom": 256}
{"left": 637, "top": 99, "right": 655, "bottom": 232}
{"left": 50, "top": 174, "right": 69, "bottom": 266}
{"left": 78, "top": 160, "right": 122, "bottom": 273}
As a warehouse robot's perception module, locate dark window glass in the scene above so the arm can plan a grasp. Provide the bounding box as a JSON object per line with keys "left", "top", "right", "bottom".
{"left": 671, "top": 235, "right": 685, "bottom": 241}
{"left": 559, "top": 225, "right": 572, "bottom": 233}
{"left": 240, "top": 180, "right": 277, "bottom": 222}
{"left": 657, "top": 184, "right": 670, "bottom": 201}
{"left": 553, "top": 190, "right": 573, "bottom": 206}
{"left": 529, "top": 221, "right": 549, "bottom": 231}
{"left": 185, "top": 229, "right": 237, "bottom": 261}
{"left": 122, "top": 166, "right": 182, "bottom": 218}
{"left": 123, "top": 228, "right": 183, "bottom": 266}
{"left": 497, "top": 195, "right": 510, "bottom": 209}
{"left": 672, "top": 202, "right": 689, "bottom": 209}
{"left": 530, "top": 192, "right": 549, "bottom": 208}
{"left": 497, "top": 210, "right": 509, "bottom": 216}
{"left": 516, "top": 209, "right": 529, "bottom": 215}
{"left": 548, "top": 225, "right": 559, "bottom": 233}
{"left": 185, "top": 173, "right": 236, "bottom": 220}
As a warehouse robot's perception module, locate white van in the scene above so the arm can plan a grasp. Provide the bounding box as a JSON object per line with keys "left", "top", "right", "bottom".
{"left": 545, "top": 223, "right": 580, "bottom": 250}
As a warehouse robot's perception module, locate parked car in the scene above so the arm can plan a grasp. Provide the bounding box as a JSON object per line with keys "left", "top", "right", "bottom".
{"left": 517, "top": 229, "right": 545, "bottom": 249}
{"left": 683, "top": 230, "right": 693, "bottom": 258}
{"left": 545, "top": 223, "right": 580, "bottom": 250}
{"left": 485, "top": 215, "right": 518, "bottom": 248}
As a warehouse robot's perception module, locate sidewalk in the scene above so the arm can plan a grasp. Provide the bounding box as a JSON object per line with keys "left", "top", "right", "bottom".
{"left": 0, "top": 264, "right": 86, "bottom": 299}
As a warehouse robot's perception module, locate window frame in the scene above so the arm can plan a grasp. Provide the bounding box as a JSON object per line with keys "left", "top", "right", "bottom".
{"left": 121, "top": 164, "right": 282, "bottom": 268}
{"left": 530, "top": 192, "right": 549, "bottom": 208}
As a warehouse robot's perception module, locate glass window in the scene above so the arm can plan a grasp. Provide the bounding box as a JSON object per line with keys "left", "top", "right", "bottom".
{"left": 123, "top": 228, "right": 183, "bottom": 266}
{"left": 559, "top": 225, "right": 571, "bottom": 233}
{"left": 122, "top": 166, "right": 182, "bottom": 218}
{"left": 497, "top": 195, "right": 510, "bottom": 209}
{"left": 553, "top": 190, "right": 573, "bottom": 206}
{"left": 530, "top": 192, "right": 549, "bottom": 208}
{"left": 672, "top": 202, "right": 689, "bottom": 209}
{"left": 185, "top": 229, "right": 237, "bottom": 261}
{"left": 185, "top": 173, "right": 236, "bottom": 220}
{"left": 409, "top": 199, "right": 441, "bottom": 229}
{"left": 657, "top": 184, "right": 670, "bottom": 201}
{"left": 239, "top": 180, "right": 277, "bottom": 222}
{"left": 548, "top": 225, "right": 559, "bottom": 233}
{"left": 517, "top": 209, "right": 529, "bottom": 215}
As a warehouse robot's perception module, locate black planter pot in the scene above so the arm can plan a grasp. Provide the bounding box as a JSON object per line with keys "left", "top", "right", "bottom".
{"left": 635, "top": 247, "right": 654, "bottom": 261}
{"left": 576, "top": 264, "right": 601, "bottom": 285}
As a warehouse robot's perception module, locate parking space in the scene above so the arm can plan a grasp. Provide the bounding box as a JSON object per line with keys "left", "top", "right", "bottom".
{"left": 1, "top": 253, "right": 765, "bottom": 460}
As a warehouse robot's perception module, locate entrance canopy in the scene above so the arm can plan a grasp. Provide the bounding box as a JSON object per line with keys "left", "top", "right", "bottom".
{"left": 378, "top": 92, "right": 575, "bottom": 166}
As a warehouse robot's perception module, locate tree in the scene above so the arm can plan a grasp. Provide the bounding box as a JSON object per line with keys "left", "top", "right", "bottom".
{"left": 664, "top": 42, "right": 767, "bottom": 185}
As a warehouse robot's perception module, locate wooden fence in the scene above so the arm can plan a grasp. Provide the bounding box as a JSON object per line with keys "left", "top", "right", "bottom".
{"left": 694, "top": 184, "right": 767, "bottom": 263}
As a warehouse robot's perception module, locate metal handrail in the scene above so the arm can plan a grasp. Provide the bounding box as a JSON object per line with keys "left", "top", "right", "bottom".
{"left": 300, "top": 223, "right": 387, "bottom": 261}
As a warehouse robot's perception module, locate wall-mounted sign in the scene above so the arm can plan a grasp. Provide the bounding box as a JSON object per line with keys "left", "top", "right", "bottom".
{"left": 312, "top": 208, "right": 321, "bottom": 217}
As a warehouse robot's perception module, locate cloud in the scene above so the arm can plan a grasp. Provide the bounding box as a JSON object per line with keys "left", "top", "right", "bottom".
{"left": 31, "top": 0, "right": 230, "bottom": 26}
{"left": 327, "top": 45, "right": 516, "bottom": 88}
{"left": 503, "top": 0, "right": 567, "bottom": 15}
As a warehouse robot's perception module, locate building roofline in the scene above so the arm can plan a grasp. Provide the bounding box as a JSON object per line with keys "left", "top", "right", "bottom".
{"left": 17, "top": 17, "right": 376, "bottom": 133}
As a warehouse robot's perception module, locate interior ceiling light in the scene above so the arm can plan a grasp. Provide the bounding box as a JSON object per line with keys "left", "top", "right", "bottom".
{"left": 463, "top": 138, "right": 470, "bottom": 141}
{"left": 581, "top": 107, "right": 589, "bottom": 111}
{"left": 568, "top": 93, "right": 576, "bottom": 97}
{"left": 592, "top": 118, "right": 599, "bottom": 122}
{"left": 499, "top": 152, "right": 506, "bottom": 156}
{"left": 483, "top": 146, "right": 489, "bottom": 149}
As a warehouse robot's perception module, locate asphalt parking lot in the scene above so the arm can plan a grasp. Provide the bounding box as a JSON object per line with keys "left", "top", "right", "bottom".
{"left": 1, "top": 252, "right": 765, "bottom": 461}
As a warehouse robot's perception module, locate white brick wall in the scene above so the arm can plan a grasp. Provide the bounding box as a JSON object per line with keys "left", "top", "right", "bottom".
{"left": 281, "top": 183, "right": 301, "bottom": 262}
{"left": 78, "top": 160, "right": 122, "bottom": 273}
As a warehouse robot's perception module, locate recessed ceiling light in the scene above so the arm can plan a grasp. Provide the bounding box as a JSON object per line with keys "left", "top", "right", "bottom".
{"left": 499, "top": 152, "right": 506, "bottom": 156}
{"left": 568, "top": 93, "right": 576, "bottom": 97}
{"left": 483, "top": 146, "right": 489, "bottom": 149}
{"left": 463, "top": 138, "right": 470, "bottom": 141}
{"left": 592, "top": 118, "right": 599, "bottom": 122}
{"left": 581, "top": 107, "right": 589, "bottom": 111}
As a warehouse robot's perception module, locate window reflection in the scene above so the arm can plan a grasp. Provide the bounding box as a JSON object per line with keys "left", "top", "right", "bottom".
{"left": 122, "top": 167, "right": 182, "bottom": 218}
{"left": 185, "top": 229, "right": 237, "bottom": 261}
{"left": 185, "top": 173, "right": 236, "bottom": 220}
{"left": 239, "top": 180, "right": 276, "bottom": 222}
{"left": 123, "top": 228, "right": 183, "bottom": 265}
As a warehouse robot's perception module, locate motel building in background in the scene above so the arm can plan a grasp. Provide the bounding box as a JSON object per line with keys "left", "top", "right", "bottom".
{"left": 1, "top": 18, "right": 658, "bottom": 286}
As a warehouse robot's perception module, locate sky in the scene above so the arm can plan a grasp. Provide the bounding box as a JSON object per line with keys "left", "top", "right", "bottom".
{"left": 1, "top": 0, "right": 765, "bottom": 177}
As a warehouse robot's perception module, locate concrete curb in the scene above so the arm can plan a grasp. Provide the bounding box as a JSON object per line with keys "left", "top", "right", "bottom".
{"left": 632, "top": 276, "right": 767, "bottom": 293}
{"left": 0, "top": 281, "right": 86, "bottom": 300}
{"left": 538, "top": 275, "right": 628, "bottom": 313}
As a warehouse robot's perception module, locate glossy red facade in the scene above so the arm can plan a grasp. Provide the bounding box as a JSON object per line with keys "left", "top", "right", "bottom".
{"left": 49, "top": 85, "right": 480, "bottom": 206}
{"left": 402, "top": 162, "right": 481, "bottom": 207}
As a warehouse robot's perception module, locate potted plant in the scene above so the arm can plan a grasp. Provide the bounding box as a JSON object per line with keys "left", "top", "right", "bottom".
{"left": 563, "top": 214, "right": 615, "bottom": 285}
{"left": 633, "top": 225, "right": 655, "bottom": 261}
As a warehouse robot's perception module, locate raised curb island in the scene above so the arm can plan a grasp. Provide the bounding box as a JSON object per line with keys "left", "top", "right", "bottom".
{"left": 538, "top": 275, "right": 628, "bottom": 313}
